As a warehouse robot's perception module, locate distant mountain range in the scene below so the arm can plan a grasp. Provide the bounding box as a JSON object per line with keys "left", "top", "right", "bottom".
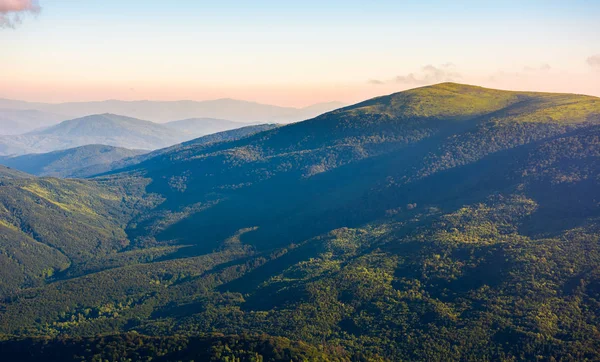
{"left": 0, "top": 113, "right": 280, "bottom": 156}
{"left": 0, "top": 98, "right": 345, "bottom": 126}
{"left": 0, "top": 98, "right": 337, "bottom": 155}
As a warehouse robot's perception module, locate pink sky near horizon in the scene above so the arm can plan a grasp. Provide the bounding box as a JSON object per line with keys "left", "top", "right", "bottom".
{"left": 1, "top": 1, "right": 599, "bottom": 108}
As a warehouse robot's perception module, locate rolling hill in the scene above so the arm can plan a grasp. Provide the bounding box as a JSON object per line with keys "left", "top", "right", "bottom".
{"left": 0, "top": 144, "right": 147, "bottom": 178}
{"left": 0, "top": 114, "right": 186, "bottom": 155}
{"left": 1, "top": 83, "right": 599, "bottom": 360}
{"left": 0, "top": 109, "right": 67, "bottom": 135}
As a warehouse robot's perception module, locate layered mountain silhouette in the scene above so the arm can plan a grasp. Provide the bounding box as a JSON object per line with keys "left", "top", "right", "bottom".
{"left": 1, "top": 83, "right": 600, "bottom": 360}
{"left": 0, "top": 113, "right": 280, "bottom": 156}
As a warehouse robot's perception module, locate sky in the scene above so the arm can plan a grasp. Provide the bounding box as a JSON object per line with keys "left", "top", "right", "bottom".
{"left": 1, "top": 0, "right": 600, "bottom": 107}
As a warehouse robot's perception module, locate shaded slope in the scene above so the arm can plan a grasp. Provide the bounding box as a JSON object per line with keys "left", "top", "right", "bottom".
{"left": 94, "top": 123, "right": 279, "bottom": 177}
{"left": 121, "top": 83, "right": 600, "bottom": 252}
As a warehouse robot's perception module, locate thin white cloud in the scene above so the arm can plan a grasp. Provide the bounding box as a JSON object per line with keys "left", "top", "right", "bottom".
{"left": 524, "top": 64, "right": 551, "bottom": 72}
{"left": 488, "top": 64, "right": 554, "bottom": 83}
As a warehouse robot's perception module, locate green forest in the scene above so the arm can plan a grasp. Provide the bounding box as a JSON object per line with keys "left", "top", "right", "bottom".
{"left": 1, "top": 83, "right": 600, "bottom": 361}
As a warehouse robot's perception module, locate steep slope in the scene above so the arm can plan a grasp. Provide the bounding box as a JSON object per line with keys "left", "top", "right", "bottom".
{"left": 0, "top": 175, "right": 157, "bottom": 297}
{"left": 1, "top": 83, "right": 600, "bottom": 360}
{"left": 0, "top": 98, "right": 345, "bottom": 123}
{"left": 164, "top": 118, "right": 253, "bottom": 139}
{"left": 94, "top": 123, "right": 280, "bottom": 177}
{"left": 0, "top": 114, "right": 188, "bottom": 155}
{"left": 0, "top": 145, "right": 147, "bottom": 178}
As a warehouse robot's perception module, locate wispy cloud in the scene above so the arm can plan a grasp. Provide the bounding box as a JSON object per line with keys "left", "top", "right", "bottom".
{"left": 588, "top": 55, "right": 600, "bottom": 68}
{"left": 0, "top": 0, "right": 40, "bottom": 29}
{"left": 396, "top": 63, "right": 462, "bottom": 85}
{"left": 523, "top": 63, "right": 551, "bottom": 72}
{"left": 487, "top": 70, "right": 521, "bottom": 83}
{"left": 488, "top": 63, "right": 553, "bottom": 83}
{"left": 394, "top": 73, "right": 424, "bottom": 85}
{"left": 369, "top": 63, "right": 462, "bottom": 86}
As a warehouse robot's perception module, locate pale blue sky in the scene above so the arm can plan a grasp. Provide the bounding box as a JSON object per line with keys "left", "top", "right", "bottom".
{"left": 1, "top": 0, "right": 599, "bottom": 106}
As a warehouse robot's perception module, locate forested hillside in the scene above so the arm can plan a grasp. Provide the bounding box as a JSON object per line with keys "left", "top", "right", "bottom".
{"left": 0, "top": 333, "right": 346, "bottom": 362}
{"left": 1, "top": 83, "right": 599, "bottom": 361}
{"left": 0, "top": 175, "right": 158, "bottom": 296}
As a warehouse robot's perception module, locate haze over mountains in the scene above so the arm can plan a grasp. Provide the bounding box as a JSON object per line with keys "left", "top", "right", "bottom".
{"left": 0, "top": 109, "right": 67, "bottom": 135}
{"left": 1, "top": 83, "right": 600, "bottom": 360}
{"left": 0, "top": 97, "right": 345, "bottom": 132}
{"left": 0, "top": 97, "right": 343, "bottom": 156}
